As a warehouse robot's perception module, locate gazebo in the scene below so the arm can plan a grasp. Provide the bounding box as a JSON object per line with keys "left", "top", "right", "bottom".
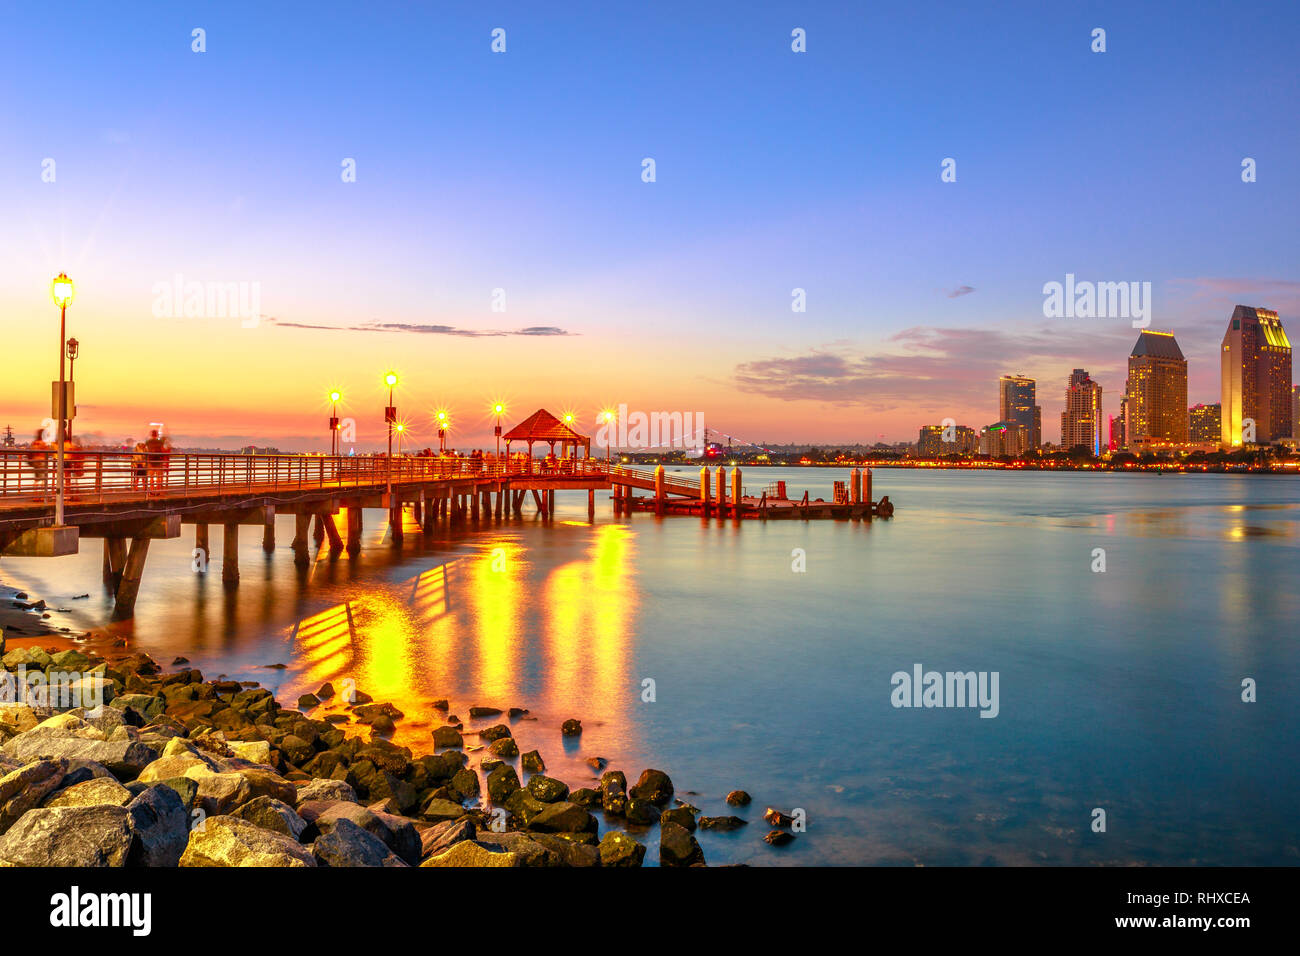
{"left": 503, "top": 409, "right": 591, "bottom": 462}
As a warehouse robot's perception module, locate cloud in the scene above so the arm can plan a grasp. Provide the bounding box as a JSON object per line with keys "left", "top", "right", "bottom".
{"left": 270, "top": 319, "right": 574, "bottom": 337}
{"left": 733, "top": 324, "right": 1136, "bottom": 411}
{"left": 946, "top": 285, "right": 976, "bottom": 298}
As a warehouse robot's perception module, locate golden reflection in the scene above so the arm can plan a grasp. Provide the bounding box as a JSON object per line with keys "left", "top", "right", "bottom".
{"left": 543, "top": 524, "right": 637, "bottom": 717}
{"left": 466, "top": 540, "right": 526, "bottom": 694}
{"left": 289, "top": 602, "right": 356, "bottom": 690}
{"left": 278, "top": 526, "right": 638, "bottom": 753}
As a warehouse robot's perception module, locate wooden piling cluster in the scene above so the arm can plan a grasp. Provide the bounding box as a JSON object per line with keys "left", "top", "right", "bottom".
{"left": 618, "top": 466, "right": 891, "bottom": 521}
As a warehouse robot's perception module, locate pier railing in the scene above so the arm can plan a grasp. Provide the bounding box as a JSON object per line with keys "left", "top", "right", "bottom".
{"left": 0, "top": 449, "right": 618, "bottom": 507}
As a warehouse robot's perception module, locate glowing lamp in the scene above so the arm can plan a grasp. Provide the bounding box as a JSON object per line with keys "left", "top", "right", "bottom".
{"left": 51, "top": 273, "right": 74, "bottom": 308}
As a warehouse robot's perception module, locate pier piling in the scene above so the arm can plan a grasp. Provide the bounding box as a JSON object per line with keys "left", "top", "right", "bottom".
{"left": 222, "top": 522, "right": 240, "bottom": 584}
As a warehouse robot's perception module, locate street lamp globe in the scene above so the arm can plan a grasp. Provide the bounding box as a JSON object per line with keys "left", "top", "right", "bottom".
{"left": 51, "top": 273, "right": 74, "bottom": 308}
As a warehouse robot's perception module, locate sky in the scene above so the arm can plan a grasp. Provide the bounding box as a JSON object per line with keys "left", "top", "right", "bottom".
{"left": 1, "top": 0, "right": 1297, "bottom": 450}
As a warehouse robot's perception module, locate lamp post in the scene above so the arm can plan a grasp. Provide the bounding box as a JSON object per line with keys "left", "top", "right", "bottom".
{"left": 51, "top": 274, "right": 74, "bottom": 525}
{"left": 436, "top": 410, "right": 448, "bottom": 454}
{"left": 384, "top": 372, "right": 398, "bottom": 495}
{"left": 493, "top": 403, "right": 504, "bottom": 460}
{"left": 65, "top": 338, "right": 79, "bottom": 441}
{"left": 328, "top": 390, "right": 341, "bottom": 455}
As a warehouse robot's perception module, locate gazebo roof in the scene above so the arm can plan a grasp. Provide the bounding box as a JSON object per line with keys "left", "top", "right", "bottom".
{"left": 503, "top": 408, "right": 588, "bottom": 444}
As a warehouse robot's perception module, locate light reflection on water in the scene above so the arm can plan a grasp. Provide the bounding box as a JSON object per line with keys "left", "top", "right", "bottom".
{"left": 2, "top": 469, "right": 1298, "bottom": 866}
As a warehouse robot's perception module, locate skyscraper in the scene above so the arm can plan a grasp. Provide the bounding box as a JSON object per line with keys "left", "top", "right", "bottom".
{"left": 1220, "top": 306, "right": 1293, "bottom": 446}
{"left": 980, "top": 421, "right": 1028, "bottom": 457}
{"left": 1060, "top": 369, "right": 1103, "bottom": 455}
{"left": 1293, "top": 385, "right": 1299, "bottom": 439}
{"left": 1126, "top": 331, "right": 1188, "bottom": 443}
{"left": 999, "top": 374, "right": 1041, "bottom": 449}
{"left": 1189, "top": 403, "right": 1221, "bottom": 443}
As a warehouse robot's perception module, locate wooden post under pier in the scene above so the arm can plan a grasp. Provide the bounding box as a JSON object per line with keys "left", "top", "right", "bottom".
{"left": 346, "top": 506, "right": 362, "bottom": 556}
{"left": 102, "top": 537, "right": 127, "bottom": 588}
{"left": 110, "top": 537, "right": 151, "bottom": 620}
{"left": 292, "top": 513, "right": 311, "bottom": 567}
{"left": 222, "top": 522, "right": 239, "bottom": 584}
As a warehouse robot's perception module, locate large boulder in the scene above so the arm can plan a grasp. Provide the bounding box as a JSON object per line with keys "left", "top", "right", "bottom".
{"left": 659, "top": 821, "right": 705, "bottom": 867}
{"left": 302, "top": 800, "right": 420, "bottom": 866}
{"left": 419, "top": 840, "right": 519, "bottom": 868}
{"left": 179, "top": 816, "right": 316, "bottom": 867}
{"left": 629, "top": 769, "right": 674, "bottom": 806}
{"left": 45, "top": 777, "right": 134, "bottom": 809}
{"left": 526, "top": 775, "right": 569, "bottom": 804}
{"left": 419, "top": 817, "right": 475, "bottom": 859}
{"left": 295, "top": 778, "right": 357, "bottom": 806}
{"left": 599, "top": 770, "right": 627, "bottom": 816}
{"left": 598, "top": 830, "right": 646, "bottom": 867}
{"left": 527, "top": 801, "right": 597, "bottom": 835}
{"left": 2, "top": 734, "right": 157, "bottom": 780}
{"left": 229, "top": 796, "right": 307, "bottom": 840}
{"left": 0, "top": 805, "right": 134, "bottom": 867}
{"left": 486, "top": 764, "right": 520, "bottom": 804}
{"left": 126, "top": 785, "right": 189, "bottom": 867}
{"left": 313, "top": 817, "right": 407, "bottom": 867}
{"left": 0, "top": 759, "right": 69, "bottom": 831}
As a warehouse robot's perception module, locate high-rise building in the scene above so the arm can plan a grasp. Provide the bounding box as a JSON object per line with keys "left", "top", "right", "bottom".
{"left": 1189, "top": 403, "right": 1221, "bottom": 443}
{"left": 1060, "top": 369, "right": 1103, "bottom": 455}
{"left": 917, "top": 424, "right": 978, "bottom": 457}
{"left": 999, "top": 374, "right": 1041, "bottom": 449}
{"left": 1220, "top": 306, "right": 1293, "bottom": 446}
{"left": 980, "top": 421, "right": 1028, "bottom": 457}
{"left": 1126, "top": 331, "right": 1188, "bottom": 443}
{"left": 1293, "top": 385, "right": 1299, "bottom": 439}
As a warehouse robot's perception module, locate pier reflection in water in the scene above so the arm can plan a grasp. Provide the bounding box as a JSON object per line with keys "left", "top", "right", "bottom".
{"left": 270, "top": 524, "right": 639, "bottom": 786}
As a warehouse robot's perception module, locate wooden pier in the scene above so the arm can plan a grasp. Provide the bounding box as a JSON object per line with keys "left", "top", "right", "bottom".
{"left": 0, "top": 444, "right": 891, "bottom": 619}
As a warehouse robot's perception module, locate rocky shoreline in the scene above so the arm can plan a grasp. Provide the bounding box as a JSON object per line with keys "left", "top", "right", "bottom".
{"left": 0, "top": 636, "right": 798, "bottom": 867}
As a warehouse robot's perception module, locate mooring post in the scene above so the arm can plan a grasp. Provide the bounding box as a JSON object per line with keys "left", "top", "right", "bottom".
{"left": 222, "top": 522, "right": 240, "bottom": 584}
{"left": 850, "top": 468, "right": 861, "bottom": 505}
{"left": 700, "top": 466, "right": 711, "bottom": 518}
{"left": 588, "top": 487, "right": 595, "bottom": 521}
{"left": 864, "top": 467, "right": 873, "bottom": 519}
{"left": 111, "top": 537, "right": 151, "bottom": 620}
{"left": 654, "top": 465, "right": 665, "bottom": 516}
{"left": 716, "top": 465, "right": 726, "bottom": 518}
{"left": 731, "top": 467, "right": 742, "bottom": 517}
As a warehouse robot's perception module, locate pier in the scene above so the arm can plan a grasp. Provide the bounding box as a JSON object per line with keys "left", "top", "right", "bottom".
{"left": 0, "top": 416, "right": 891, "bottom": 619}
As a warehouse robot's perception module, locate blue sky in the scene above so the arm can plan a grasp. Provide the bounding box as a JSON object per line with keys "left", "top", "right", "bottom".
{"left": 0, "top": 0, "right": 1296, "bottom": 447}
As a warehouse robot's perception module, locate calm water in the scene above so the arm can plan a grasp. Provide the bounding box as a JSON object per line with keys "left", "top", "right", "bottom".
{"left": 3, "top": 468, "right": 1298, "bottom": 866}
